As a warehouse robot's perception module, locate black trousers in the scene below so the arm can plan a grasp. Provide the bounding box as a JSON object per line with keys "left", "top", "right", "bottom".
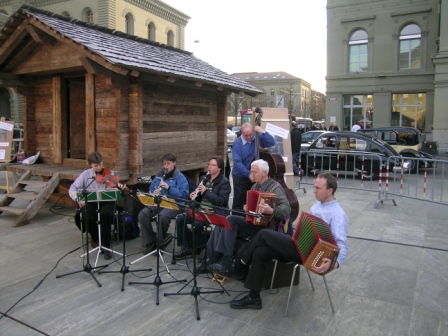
{"left": 239, "top": 230, "right": 301, "bottom": 292}
{"left": 81, "top": 202, "right": 114, "bottom": 248}
{"left": 231, "top": 174, "right": 253, "bottom": 212}
{"left": 175, "top": 213, "right": 206, "bottom": 249}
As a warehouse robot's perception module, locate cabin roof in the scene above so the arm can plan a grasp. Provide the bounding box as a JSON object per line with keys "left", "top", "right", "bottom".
{"left": 0, "top": 5, "right": 262, "bottom": 96}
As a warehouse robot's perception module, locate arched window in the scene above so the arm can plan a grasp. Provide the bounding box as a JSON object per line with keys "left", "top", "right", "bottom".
{"left": 148, "top": 22, "right": 156, "bottom": 41}
{"left": 125, "top": 13, "right": 134, "bottom": 35}
{"left": 167, "top": 30, "right": 174, "bottom": 46}
{"left": 399, "top": 23, "right": 421, "bottom": 69}
{"left": 82, "top": 8, "right": 93, "bottom": 23}
{"left": 349, "top": 29, "right": 368, "bottom": 72}
{"left": 61, "top": 11, "right": 70, "bottom": 17}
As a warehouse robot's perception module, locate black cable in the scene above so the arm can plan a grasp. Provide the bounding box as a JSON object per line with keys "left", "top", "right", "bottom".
{"left": 347, "top": 235, "right": 448, "bottom": 252}
{"left": 0, "top": 312, "right": 50, "bottom": 336}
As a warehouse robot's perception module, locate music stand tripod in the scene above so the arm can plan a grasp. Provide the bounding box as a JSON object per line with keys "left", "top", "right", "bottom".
{"left": 98, "top": 189, "right": 152, "bottom": 291}
{"left": 128, "top": 194, "right": 187, "bottom": 305}
{"left": 164, "top": 200, "right": 225, "bottom": 320}
{"left": 56, "top": 187, "right": 108, "bottom": 287}
{"left": 80, "top": 190, "right": 123, "bottom": 268}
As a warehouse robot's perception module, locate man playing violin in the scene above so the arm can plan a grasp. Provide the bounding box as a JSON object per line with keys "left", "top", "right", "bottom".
{"left": 69, "top": 152, "right": 125, "bottom": 260}
{"left": 211, "top": 159, "right": 291, "bottom": 275}
{"left": 138, "top": 153, "right": 189, "bottom": 254}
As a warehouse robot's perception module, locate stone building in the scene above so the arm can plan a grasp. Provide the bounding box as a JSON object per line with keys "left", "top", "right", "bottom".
{"left": 326, "top": 0, "right": 448, "bottom": 151}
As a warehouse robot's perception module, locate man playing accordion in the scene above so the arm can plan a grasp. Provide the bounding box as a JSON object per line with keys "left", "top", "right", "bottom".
{"left": 229, "top": 171, "right": 348, "bottom": 310}
{"left": 210, "top": 159, "right": 291, "bottom": 275}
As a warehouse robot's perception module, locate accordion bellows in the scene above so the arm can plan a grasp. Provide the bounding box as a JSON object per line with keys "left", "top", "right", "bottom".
{"left": 292, "top": 212, "right": 340, "bottom": 275}
{"left": 246, "top": 190, "right": 278, "bottom": 226}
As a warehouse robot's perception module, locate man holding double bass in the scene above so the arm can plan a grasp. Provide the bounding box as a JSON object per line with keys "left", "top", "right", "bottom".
{"left": 211, "top": 159, "right": 291, "bottom": 275}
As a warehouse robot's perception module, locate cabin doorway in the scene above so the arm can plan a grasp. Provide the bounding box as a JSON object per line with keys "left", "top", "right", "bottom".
{"left": 65, "top": 77, "right": 86, "bottom": 159}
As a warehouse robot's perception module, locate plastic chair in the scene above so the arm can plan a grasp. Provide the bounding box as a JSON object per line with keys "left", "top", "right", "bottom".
{"left": 269, "top": 260, "right": 335, "bottom": 316}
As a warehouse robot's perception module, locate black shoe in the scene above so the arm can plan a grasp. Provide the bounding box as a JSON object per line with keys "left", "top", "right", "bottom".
{"left": 174, "top": 248, "right": 192, "bottom": 260}
{"left": 104, "top": 251, "right": 112, "bottom": 260}
{"left": 143, "top": 242, "right": 156, "bottom": 254}
{"left": 213, "top": 256, "right": 232, "bottom": 275}
{"left": 230, "top": 295, "right": 262, "bottom": 310}
{"left": 194, "top": 263, "right": 209, "bottom": 275}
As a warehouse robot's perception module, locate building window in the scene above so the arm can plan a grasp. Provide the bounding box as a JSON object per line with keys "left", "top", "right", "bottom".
{"left": 343, "top": 94, "right": 373, "bottom": 130}
{"left": 125, "top": 13, "right": 134, "bottom": 35}
{"left": 82, "top": 8, "right": 93, "bottom": 23}
{"left": 392, "top": 93, "right": 426, "bottom": 130}
{"left": 270, "top": 89, "right": 275, "bottom": 96}
{"left": 148, "top": 22, "right": 156, "bottom": 41}
{"left": 167, "top": 30, "right": 174, "bottom": 46}
{"left": 399, "top": 24, "right": 421, "bottom": 69}
{"left": 349, "top": 30, "right": 368, "bottom": 72}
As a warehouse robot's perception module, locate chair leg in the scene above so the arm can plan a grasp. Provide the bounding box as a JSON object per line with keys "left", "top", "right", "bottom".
{"left": 269, "top": 259, "right": 278, "bottom": 293}
{"left": 284, "top": 264, "right": 299, "bottom": 317}
{"left": 322, "top": 275, "right": 335, "bottom": 313}
{"left": 306, "top": 269, "right": 315, "bottom": 291}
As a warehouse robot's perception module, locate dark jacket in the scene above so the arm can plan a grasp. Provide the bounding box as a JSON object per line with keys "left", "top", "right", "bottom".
{"left": 195, "top": 173, "right": 231, "bottom": 216}
{"left": 290, "top": 127, "right": 302, "bottom": 155}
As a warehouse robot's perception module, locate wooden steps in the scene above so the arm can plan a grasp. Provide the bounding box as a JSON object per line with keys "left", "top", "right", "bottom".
{"left": 0, "top": 170, "right": 60, "bottom": 227}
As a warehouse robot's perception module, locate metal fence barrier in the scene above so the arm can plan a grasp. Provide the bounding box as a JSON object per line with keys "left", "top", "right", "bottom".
{"left": 295, "top": 151, "right": 448, "bottom": 207}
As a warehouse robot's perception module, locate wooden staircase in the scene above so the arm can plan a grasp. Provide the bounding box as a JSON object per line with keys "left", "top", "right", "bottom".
{"left": 0, "top": 170, "right": 60, "bottom": 227}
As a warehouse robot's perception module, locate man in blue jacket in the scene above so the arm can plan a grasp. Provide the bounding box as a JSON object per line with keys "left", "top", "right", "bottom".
{"left": 231, "top": 123, "right": 275, "bottom": 213}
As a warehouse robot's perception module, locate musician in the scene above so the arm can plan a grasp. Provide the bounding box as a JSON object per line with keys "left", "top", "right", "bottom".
{"left": 229, "top": 172, "right": 348, "bottom": 310}
{"left": 174, "top": 156, "right": 231, "bottom": 260}
{"left": 138, "top": 153, "right": 189, "bottom": 254}
{"left": 231, "top": 123, "right": 275, "bottom": 212}
{"left": 211, "top": 159, "right": 291, "bottom": 275}
{"left": 69, "top": 152, "right": 125, "bottom": 260}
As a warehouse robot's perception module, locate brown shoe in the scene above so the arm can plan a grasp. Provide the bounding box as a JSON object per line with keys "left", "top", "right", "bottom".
{"left": 91, "top": 241, "right": 99, "bottom": 249}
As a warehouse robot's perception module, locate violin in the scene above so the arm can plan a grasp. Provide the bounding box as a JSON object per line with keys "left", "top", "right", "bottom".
{"left": 95, "top": 168, "right": 127, "bottom": 190}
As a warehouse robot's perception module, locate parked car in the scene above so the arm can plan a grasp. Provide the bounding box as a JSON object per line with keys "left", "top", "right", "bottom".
{"left": 300, "top": 130, "right": 328, "bottom": 150}
{"left": 358, "top": 126, "right": 435, "bottom": 173}
{"left": 300, "top": 131, "right": 404, "bottom": 179}
{"left": 227, "top": 128, "right": 237, "bottom": 147}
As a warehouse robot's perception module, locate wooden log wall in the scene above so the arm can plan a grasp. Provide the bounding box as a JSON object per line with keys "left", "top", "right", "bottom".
{"left": 142, "top": 83, "right": 225, "bottom": 177}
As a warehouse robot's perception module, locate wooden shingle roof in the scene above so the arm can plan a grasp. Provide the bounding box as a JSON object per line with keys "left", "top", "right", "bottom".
{"left": 0, "top": 5, "right": 262, "bottom": 96}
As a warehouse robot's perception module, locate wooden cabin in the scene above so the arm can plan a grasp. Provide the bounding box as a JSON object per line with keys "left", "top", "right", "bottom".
{"left": 0, "top": 5, "right": 261, "bottom": 183}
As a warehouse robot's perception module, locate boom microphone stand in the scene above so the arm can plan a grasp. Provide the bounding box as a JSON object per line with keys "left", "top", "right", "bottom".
{"left": 56, "top": 180, "right": 107, "bottom": 287}
{"left": 164, "top": 200, "right": 225, "bottom": 320}
{"left": 128, "top": 194, "right": 186, "bottom": 305}
{"left": 98, "top": 189, "right": 152, "bottom": 291}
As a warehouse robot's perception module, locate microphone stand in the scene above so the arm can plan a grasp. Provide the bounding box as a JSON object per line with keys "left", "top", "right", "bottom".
{"left": 164, "top": 199, "right": 225, "bottom": 320}
{"left": 56, "top": 177, "right": 107, "bottom": 287}
{"left": 98, "top": 187, "right": 152, "bottom": 291}
{"left": 128, "top": 194, "right": 187, "bottom": 305}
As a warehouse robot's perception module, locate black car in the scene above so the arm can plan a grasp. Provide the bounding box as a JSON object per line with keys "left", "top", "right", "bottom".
{"left": 357, "top": 126, "right": 435, "bottom": 173}
{"left": 300, "top": 131, "right": 403, "bottom": 179}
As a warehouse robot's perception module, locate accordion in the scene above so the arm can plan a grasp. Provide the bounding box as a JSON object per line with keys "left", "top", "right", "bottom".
{"left": 292, "top": 212, "right": 340, "bottom": 275}
{"left": 246, "top": 190, "right": 278, "bottom": 226}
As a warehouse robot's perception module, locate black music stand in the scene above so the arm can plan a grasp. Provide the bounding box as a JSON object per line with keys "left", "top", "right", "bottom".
{"left": 128, "top": 193, "right": 187, "bottom": 305}
{"left": 98, "top": 190, "right": 152, "bottom": 291}
{"left": 56, "top": 186, "right": 108, "bottom": 287}
{"left": 79, "top": 189, "right": 123, "bottom": 267}
{"left": 164, "top": 200, "right": 227, "bottom": 320}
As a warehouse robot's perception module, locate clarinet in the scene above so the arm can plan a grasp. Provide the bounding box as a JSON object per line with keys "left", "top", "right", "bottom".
{"left": 155, "top": 169, "right": 167, "bottom": 193}
{"left": 191, "top": 172, "right": 210, "bottom": 201}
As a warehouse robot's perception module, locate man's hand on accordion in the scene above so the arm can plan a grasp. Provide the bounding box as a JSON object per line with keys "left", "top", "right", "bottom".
{"left": 257, "top": 201, "right": 274, "bottom": 215}
{"left": 312, "top": 258, "right": 339, "bottom": 274}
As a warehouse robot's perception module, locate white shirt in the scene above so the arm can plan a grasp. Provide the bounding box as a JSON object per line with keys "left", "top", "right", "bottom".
{"left": 351, "top": 124, "right": 361, "bottom": 132}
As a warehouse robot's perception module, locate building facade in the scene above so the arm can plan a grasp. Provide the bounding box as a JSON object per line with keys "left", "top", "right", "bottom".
{"left": 326, "top": 0, "right": 448, "bottom": 151}
{"left": 230, "top": 71, "right": 324, "bottom": 125}
{"left": 0, "top": 0, "right": 190, "bottom": 124}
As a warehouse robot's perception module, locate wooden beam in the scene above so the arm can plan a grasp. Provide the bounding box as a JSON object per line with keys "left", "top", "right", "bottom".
{"left": 29, "top": 18, "right": 129, "bottom": 77}
{"left": 25, "top": 25, "right": 55, "bottom": 44}
{"left": 85, "top": 73, "right": 95, "bottom": 154}
{"left": 0, "top": 20, "right": 31, "bottom": 64}
{"left": 130, "top": 70, "right": 140, "bottom": 77}
{"left": 195, "top": 82, "right": 203, "bottom": 87}
{"left": 79, "top": 56, "right": 99, "bottom": 74}
{"left": 3, "top": 38, "right": 39, "bottom": 72}
{"left": 52, "top": 76, "right": 62, "bottom": 164}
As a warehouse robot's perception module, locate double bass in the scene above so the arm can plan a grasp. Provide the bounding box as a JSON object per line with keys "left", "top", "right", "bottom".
{"left": 253, "top": 107, "right": 299, "bottom": 223}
